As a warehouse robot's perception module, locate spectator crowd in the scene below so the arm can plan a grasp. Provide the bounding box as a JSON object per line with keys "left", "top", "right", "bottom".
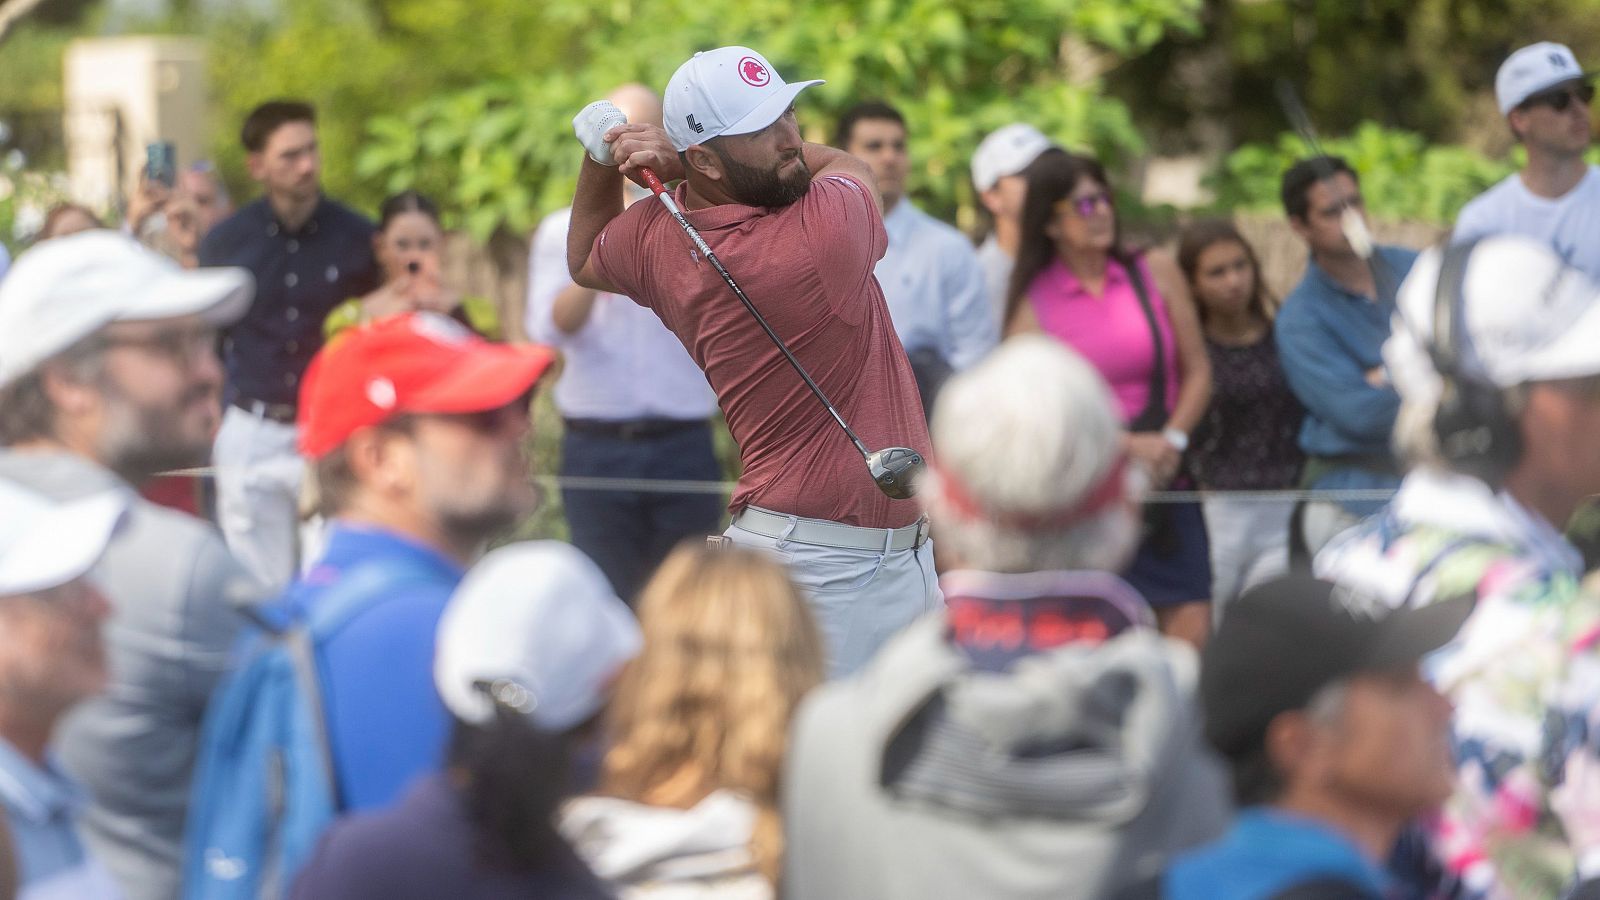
{"left": 3, "top": 35, "right": 1600, "bottom": 900}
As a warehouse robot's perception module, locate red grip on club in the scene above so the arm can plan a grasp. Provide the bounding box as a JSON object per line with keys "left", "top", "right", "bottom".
{"left": 640, "top": 168, "right": 667, "bottom": 195}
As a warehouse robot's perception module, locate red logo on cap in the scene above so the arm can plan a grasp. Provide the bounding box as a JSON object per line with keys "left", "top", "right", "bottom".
{"left": 738, "top": 57, "right": 771, "bottom": 87}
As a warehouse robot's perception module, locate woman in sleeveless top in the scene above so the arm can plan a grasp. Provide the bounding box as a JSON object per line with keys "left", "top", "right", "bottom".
{"left": 1177, "top": 221, "right": 1305, "bottom": 617}
{"left": 1004, "top": 152, "right": 1214, "bottom": 646}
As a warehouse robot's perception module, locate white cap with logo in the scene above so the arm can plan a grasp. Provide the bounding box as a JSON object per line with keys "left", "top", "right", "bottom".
{"left": 971, "top": 123, "right": 1057, "bottom": 194}
{"left": 0, "top": 480, "right": 126, "bottom": 596}
{"left": 663, "top": 46, "right": 824, "bottom": 153}
{"left": 0, "top": 230, "right": 253, "bottom": 388}
{"left": 434, "top": 541, "right": 642, "bottom": 732}
{"left": 1496, "top": 41, "right": 1588, "bottom": 114}
{"left": 1387, "top": 235, "right": 1600, "bottom": 403}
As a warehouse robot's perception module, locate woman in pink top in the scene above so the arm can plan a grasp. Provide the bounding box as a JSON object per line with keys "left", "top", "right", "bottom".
{"left": 1004, "top": 153, "right": 1213, "bottom": 646}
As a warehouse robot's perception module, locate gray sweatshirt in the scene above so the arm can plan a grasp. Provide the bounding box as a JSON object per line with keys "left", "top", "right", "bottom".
{"left": 783, "top": 613, "right": 1232, "bottom": 900}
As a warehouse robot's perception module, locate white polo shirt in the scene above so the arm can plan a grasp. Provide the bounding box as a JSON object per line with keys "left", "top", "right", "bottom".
{"left": 525, "top": 207, "right": 716, "bottom": 422}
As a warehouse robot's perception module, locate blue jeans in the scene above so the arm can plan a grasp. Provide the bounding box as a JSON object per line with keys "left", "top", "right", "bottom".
{"left": 559, "top": 422, "right": 725, "bottom": 604}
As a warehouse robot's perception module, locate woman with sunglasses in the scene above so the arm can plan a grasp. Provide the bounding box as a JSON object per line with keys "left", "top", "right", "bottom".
{"left": 1455, "top": 41, "right": 1600, "bottom": 283}
{"left": 1004, "top": 152, "right": 1213, "bottom": 645}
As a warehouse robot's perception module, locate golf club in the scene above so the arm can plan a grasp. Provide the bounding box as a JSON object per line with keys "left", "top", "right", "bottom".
{"left": 629, "top": 164, "right": 924, "bottom": 500}
{"left": 1273, "top": 79, "right": 1403, "bottom": 299}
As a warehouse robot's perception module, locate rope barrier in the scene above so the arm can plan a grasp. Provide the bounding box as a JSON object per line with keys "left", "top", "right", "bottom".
{"left": 158, "top": 467, "right": 1395, "bottom": 504}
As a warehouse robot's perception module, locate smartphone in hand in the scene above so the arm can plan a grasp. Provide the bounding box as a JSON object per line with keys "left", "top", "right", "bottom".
{"left": 145, "top": 142, "right": 178, "bottom": 188}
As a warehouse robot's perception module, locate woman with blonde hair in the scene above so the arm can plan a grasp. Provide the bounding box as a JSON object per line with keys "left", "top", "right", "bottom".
{"left": 562, "top": 542, "right": 826, "bottom": 898}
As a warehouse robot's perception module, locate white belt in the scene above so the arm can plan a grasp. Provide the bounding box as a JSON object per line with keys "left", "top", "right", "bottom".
{"left": 732, "top": 506, "right": 928, "bottom": 552}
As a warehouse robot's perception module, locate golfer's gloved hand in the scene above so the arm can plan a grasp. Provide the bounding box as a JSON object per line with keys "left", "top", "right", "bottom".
{"left": 573, "top": 101, "right": 628, "bottom": 166}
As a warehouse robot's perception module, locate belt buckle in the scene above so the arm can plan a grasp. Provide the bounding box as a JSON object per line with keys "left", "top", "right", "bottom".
{"left": 618, "top": 421, "right": 642, "bottom": 441}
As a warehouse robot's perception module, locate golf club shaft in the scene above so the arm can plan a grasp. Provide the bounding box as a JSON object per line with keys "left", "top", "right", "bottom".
{"left": 638, "top": 167, "right": 873, "bottom": 461}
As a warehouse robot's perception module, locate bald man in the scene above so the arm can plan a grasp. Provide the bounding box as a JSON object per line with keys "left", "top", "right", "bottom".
{"left": 524, "top": 84, "right": 722, "bottom": 603}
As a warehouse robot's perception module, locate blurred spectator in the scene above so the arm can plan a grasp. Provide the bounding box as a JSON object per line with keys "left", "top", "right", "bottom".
{"left": 1005, "top": 152, "right": 1215, "bottom": 644}
{"left": 1317, "top": 237, "right": 1600, "bottom": 897}
{"left": 1274, "top": 156, "right": 1416, "bottom": 557}
{"left": 0, "top": 232, "right": 262, "bottom": 900}
{"left": 35, "top": 204, "right": 102, "bottom": 242}
{"left": 200, "top": 100, "right": 380, "bottom": 592}
{"left": 1162, "top": 575, "right": 1468, "bottom": 899}
{"left": 0, "top": 242, "right": 10, "bottom": 283}
{"left": 1455, "top": 43, "right": 1600, "bottom": 281}
{"left": 834, "top": 101, "right": 995, "bottom": 408}
{"left": 128, "top": 163, "right": 236, "bottom": 270}
{"left": 970, "top": 124, "right": 1058, "bottom": 324}
{"left": 526, "top": 83, "right": 721, "bottom": 605}
{"left": 784, "top": 336, "right": 1229, "bottom": 900}
{"left": 1177, "top": 221, "right": 1304, "bottom": 612}
{"left": 324, "top": 191, "right": 500, "bottom": 340}
{"left": 0, "top": 481, "right": 127, "bottom": 900}
{"left": 563, "top": 541, "right": 824, "bottom": 897}
{"left": 290, "top": 541, "right": 637, "bottom": 899}
{"left": 278, "top": 313, "right": 551, "bottom": 808}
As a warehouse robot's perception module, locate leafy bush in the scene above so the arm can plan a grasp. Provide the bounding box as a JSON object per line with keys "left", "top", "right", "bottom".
{"left": 353, "top": 0, "right": 1203, "bottom": 240}
{"left": 1208, "top": 121, "right": 1517, "bottom": 225}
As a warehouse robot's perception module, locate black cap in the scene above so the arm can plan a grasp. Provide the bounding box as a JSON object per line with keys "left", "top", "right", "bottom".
{"left": 1200, "top": 574, "right": 1473, "bottom": 759}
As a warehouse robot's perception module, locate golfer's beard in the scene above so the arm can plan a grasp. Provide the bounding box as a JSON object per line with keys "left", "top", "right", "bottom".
{"left": 722, "top": 153, "right": 811, "bottom": 208}
{"left": 96, "top": 384, "right": 214, "bottom": 483}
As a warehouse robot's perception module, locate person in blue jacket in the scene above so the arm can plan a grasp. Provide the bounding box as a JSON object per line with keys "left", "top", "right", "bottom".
{"left": 1274, "top": 156, "right": 1417, "bottom": 557}
{"left": 1164, "top": 575, "right": 1469, "bottom": 900}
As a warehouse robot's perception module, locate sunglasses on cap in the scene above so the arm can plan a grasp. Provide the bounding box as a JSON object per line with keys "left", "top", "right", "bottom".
{"left": 1521, "top": 82, "right": 1596, "bottom": 113}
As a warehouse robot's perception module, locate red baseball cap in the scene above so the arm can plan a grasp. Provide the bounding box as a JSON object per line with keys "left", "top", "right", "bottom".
{"left": 297, "top": 313, "right": 556, "bottom": 459}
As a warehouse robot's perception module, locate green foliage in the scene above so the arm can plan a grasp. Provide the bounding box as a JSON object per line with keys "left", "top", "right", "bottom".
{"left": 350, "top": 0, "right": 1202, "bottom": 240}
{"left": 1208, "top": 121, "right": 1519, "bottom": 225}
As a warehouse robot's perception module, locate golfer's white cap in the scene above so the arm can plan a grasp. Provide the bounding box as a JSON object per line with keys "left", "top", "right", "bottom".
{"left": 0, "top": 480, "right": 126, "bottom": 596}
{"left": 434, "top": 542, "right": 642, "bottom": 732}
{"left": 663, "top": 46, "right": 824, "bottom": 153}
{"left": 0, "top": 230, "right": 253, "bottom": 388}
{"left": 1387, "top": 235, "right": 1600, "bottom": 402}
{"left": 971, "top": 124, "right": 1056, "bottom": 193}
{"left": 1496, "top": 41, "right": 1587, "bottom": 114}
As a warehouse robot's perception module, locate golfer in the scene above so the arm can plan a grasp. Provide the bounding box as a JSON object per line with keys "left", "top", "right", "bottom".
{"left": 567, "top": 45, "right": 938, "bottom": 676}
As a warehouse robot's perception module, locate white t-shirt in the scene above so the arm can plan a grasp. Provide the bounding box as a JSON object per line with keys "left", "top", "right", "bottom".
{"left": 1453, "top": 164, "right": 1600, "bottom": 282}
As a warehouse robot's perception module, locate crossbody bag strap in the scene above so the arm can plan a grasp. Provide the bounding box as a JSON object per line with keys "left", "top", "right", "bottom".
{"left": 1124, "top": 255, "right": 1170, "bottom": 432}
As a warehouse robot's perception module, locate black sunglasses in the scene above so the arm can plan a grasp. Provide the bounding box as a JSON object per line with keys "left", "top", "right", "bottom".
{"left": 1521, "top": 82, "right": 1596, "bottom": 113}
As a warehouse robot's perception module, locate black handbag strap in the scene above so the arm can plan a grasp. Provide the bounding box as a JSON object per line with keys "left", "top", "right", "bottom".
{"left": 1123, "top": 254, "right": 1169, "bottom": 433}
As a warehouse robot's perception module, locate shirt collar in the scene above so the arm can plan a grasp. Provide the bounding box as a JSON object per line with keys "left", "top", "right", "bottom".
{"left": 883, "top": 198, "right": 918, "bottom": 243}
{"left": 0, "top": 739, "right": 84, "bottom": 824}
{"left": 1391, "top": 467, "right": 1583, "bottom": 575}
{"left": 938, "top": 569, "right": 1157, "bottom": 671}
{"left": 256, "top": 195, "right": 328, "bottom": 238}
{"left": 305, "top": 521, "right": 468, "bottom": 584}
{"left": 1040, "top": 256, "right": 1131, "bottom": 299}
{"left": 1233, "top": 807, "right": 1392, "bottom": 892}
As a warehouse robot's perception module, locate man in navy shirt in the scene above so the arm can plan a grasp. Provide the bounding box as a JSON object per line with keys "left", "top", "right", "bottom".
{"left": 1274, "top": 156, "right": 1417, "bottom": 557}
{"left": 201, "top": 100, "right": 379, "bottom": 591}
{"left": 287, "top": 312, "right": 554, "bottom": 809}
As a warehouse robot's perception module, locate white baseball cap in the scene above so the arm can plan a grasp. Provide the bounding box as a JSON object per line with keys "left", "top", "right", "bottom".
{"left": 0, "top": 480, "right": 126, "bottom": 596}
{"left": 663, "top": 46, "right": 824, "bottom": 153}
{"left": 0, "top": 230, "right": 253, "bottom": 388}
{"left": 1496, "top": 42, "right": 1588, "bottom": 114}
{"left": 1386, "top": 235, "right": 1600, "bottom": 404}
{"left": 971, "top": 123, "right": 1057, "bottom": 193}
{"left": 434, "top": 541, "right": 642, "bottom": 732}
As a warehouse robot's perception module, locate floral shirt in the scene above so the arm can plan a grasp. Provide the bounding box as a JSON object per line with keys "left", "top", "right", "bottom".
{"left": 1316, "top": 467, "right": 1598, "bottom": 900}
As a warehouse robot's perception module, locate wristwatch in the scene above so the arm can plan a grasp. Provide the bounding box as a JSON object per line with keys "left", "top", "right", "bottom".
{"left": 1161, "top": 427, "right": 1189, "bottom": 453}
